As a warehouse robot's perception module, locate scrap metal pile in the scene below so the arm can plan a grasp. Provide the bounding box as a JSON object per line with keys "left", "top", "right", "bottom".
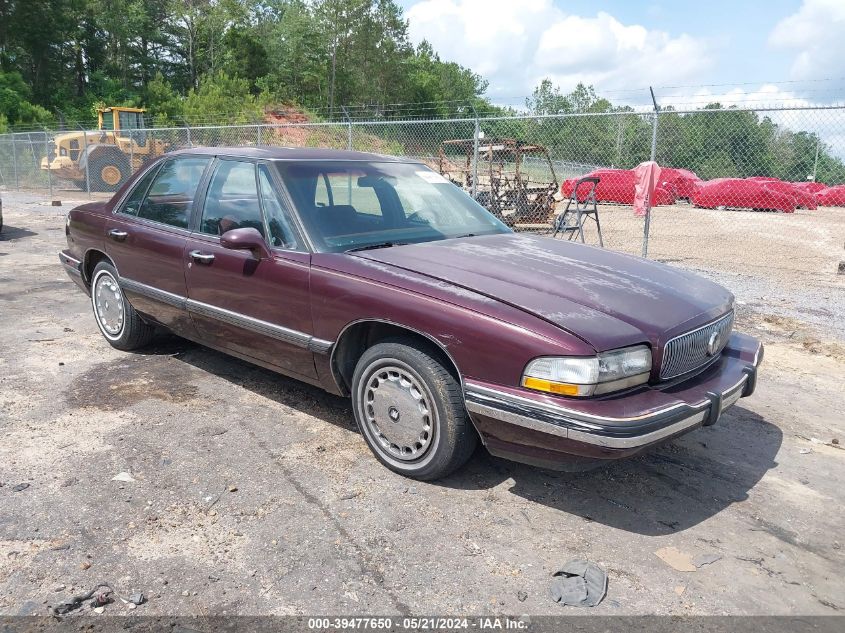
{"left": 437, "top": 138, "right": 559, "bottom": 229}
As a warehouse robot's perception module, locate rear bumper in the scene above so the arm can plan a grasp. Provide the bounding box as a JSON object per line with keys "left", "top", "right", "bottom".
{"left": 59, "top": 250, "right": 89, "bottom": 295}
{"left": 465, "top": 332, "right": 763, "bottom": 469}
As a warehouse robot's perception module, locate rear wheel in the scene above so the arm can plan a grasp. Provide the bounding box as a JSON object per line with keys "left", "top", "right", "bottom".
{"left": 89, "top": 152, "right": 130, "bottom": 192}
{"left": 351, "top": 339, "right": 477, "bottom": 480}
{"left": 91, "top": 261, "right": 154, "bottom": 350}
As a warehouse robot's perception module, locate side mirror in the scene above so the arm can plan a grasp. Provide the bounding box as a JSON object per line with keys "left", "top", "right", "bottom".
{"left": 220, "top": 227, "right": 271, "bottom": 260}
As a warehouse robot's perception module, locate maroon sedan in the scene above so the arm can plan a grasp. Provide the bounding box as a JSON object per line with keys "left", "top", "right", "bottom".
{"left": 60, "top": 148, "right": 763, "bottom": 480}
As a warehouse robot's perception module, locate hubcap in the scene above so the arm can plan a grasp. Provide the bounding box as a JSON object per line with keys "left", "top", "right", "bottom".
{"left": 362, "top": 364, "right": 434, "bottom": 462}
{"left": 101, "top": 165, "right": 121, "bottom": 186}
{"left": 94, "top": 273, "right": 124, "bottom": 336}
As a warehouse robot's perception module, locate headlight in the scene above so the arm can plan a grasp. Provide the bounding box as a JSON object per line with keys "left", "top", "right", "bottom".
{"left": 522, "top": 345, "right": 652, "bottom": 397}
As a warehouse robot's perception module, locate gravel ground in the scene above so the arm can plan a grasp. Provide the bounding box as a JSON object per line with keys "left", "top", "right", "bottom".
{"left": 593, "top": 203, "right": 845, "bottom": 341}
{"left": 0, "top": 190, "right": 844, "bottom": 617}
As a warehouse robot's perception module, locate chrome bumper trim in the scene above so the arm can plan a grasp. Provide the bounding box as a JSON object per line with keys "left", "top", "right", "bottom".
{"left": 58, "top": 252, "right": 82, "bottom": 277}
{"left": 566, "top": 410, "right": 710, "bottom": 449}
{"left": 465, "top": 343, "right": 762, "bottom": 450}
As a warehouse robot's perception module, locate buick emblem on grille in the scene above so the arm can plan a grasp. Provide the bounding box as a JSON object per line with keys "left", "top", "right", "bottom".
{"left": 706, "top": 330, "right": 720, "bottom": 356}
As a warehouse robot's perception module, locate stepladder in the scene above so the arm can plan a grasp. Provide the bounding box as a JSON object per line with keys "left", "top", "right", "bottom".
{"left": 553, "top": 176, "right": 603, "bottom": 247}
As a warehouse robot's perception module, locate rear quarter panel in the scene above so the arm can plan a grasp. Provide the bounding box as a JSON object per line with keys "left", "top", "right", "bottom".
{"left": 66, "top": 202, "right": 109, "bottom": 277}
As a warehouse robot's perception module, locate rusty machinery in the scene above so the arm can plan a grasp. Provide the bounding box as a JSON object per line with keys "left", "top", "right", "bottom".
{"left": 437, "top": 138, "right": 558, "bottom": 229}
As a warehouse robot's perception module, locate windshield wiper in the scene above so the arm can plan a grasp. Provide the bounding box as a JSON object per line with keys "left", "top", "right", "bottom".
{"left": 344, "top": 241, "right": 408, "bottom": 253}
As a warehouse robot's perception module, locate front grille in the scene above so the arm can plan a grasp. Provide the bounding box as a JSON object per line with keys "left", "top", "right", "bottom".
{"left": 660, "top": 311, "right": 734, "bottom": 380}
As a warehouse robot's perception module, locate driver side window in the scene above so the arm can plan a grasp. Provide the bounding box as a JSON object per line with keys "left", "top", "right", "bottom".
{"left": 258, "top": 164, "right": 300, "bottom": 250}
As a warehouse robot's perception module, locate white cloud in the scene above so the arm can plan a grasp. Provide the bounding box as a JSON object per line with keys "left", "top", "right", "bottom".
{"left": 534, "top": 12, "right": 709, "bottom": 93}
{"left": 769, "top": 0, "right": 845, "bottom": 82}
{"left": 405, "top": 0, "right": 712, "bottom": 99}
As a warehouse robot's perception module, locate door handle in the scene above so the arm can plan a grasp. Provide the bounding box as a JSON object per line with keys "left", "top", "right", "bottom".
{"left": 107, "top": 228, "right": 128, "bottom": 242}
{"left": 189, "top": 250, "right": 215, "bottom": 265}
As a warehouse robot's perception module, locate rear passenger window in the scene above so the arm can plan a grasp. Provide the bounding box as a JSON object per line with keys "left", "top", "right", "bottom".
{"left": 200, "top": 161, "right": 265, "bottom": 237}
{"left": 137, "top": 157, "right": 210, "bottom": 228}
{"left": 120, "top": 164, "right": 161, "bottom": 217}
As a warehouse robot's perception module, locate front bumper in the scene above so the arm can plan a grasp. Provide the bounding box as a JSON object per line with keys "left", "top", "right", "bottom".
{"left": 465, "top": 332, "right": 763, "bottom": 469}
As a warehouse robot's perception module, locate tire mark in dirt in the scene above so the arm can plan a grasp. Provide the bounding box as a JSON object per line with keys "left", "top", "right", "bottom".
{"left": 236, "top": 419, "right": 412, "bottom": 615}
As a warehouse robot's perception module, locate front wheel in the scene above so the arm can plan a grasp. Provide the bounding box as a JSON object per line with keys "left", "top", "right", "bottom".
{"left": 351, "top": 339, "right": 478, "bottom": 480}
{"left": 91, "top": 261, "right": 154, "bottom": 350}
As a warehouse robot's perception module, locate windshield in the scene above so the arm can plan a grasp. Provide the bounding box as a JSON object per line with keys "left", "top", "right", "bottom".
{"left": 275, "top": 161, "right": 510, "bottom": 252}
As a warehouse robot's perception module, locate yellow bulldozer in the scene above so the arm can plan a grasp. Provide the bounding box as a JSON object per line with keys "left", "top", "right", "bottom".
{"left": 41, "top": 107, "right": 167, "bottom": 192}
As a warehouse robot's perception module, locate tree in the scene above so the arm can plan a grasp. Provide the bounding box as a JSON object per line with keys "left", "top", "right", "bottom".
{"left": 221, "top": 27, "right": 269, "bottom": 92}
{"left": 0, "top": 70, "right": 52, "bottom": 126}
{"left": 182, "top": 71, "right": 263, "bottom": 124}
{"left": 526, "top": 79, "right": 570, "bottom": 115}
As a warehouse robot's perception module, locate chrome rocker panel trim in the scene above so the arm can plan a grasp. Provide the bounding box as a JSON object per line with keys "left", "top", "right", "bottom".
{"left": 117, "top": 276, "right": 334, "bottom": 354}
{"left": 121, "top": 277, "right": 186, "bottom": 310}
{"left": 464, "top": 346, "right": 762, "bottom": 450}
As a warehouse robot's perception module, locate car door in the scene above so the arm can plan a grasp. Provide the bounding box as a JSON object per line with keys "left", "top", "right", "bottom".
{"left": 184, "top": 159, "right": 317, "bottom": 379}
{"left": 104, "top": 155, "right": 212, "bottom": 335}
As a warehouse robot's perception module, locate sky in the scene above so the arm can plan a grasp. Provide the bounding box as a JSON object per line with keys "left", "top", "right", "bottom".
{"left": 396, "top": 0, "right": 845, "bottom": 110}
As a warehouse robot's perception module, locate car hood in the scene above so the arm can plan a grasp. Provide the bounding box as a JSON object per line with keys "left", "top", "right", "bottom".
{"left": 354, "top": 233, "right": 733, "bottom": 351}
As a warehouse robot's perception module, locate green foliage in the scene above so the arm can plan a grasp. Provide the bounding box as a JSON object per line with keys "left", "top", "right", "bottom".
{"left": 522, "top": 79, "right": 845, "bottom": 184}
{"left": 0, "top": 0, "right": 490, "bottom": 127}
{"left": 0, "top": 1, "right": 841, "bottom": 184}
{"left": 404, "top": 41, "right": 487, "bottom": 117}
{"left": 183, "top": 72, "right": 264, "bottom": 125}
{"left": 221, "top": 27, "right": 270, "bottom": 93}
{"left": 0, "top": 72, "right": 53, "bottom": 127}
{"left": 144, "top": 73, "right": 185, "bottom": 126}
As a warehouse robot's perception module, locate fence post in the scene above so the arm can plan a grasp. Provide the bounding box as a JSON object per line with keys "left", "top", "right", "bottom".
{"left": 129, "top": 128, "right": 134, "bottom": 176}
{"left": 471, "top": 103, "right": 480, "bottom": 199}
{"left": 43, "top": 131, "right": 53, "bottom": 200}
{"left": 80, "top": 125, "right": 91, "bottom": 197}
{"left": 12, "top": 134, "right": 19, "bottom": 189}
{"left": 341, "top": 106, "right": 352, "bottom": 150}
{"left": 642, "top": 87, "right": 660, "bottom": 258}
{"left": 257, "top": 124, "right": 262, "bottom": 146}
{"left": 178, "top": 117, "right": 192, "bottom": 148}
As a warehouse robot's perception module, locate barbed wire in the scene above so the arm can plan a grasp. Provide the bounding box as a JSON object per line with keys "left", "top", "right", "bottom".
{"left": 3, "top": 84, "right": 845, "bottom": 133}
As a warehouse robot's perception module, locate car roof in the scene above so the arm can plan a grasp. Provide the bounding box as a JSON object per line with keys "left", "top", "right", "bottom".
{"left": 168, "top": 146, "right": 418, "bottom": 163}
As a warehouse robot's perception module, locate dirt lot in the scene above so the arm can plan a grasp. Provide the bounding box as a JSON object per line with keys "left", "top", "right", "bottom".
{"left": 0, "top": 190, "right": 843, "bottom": 617}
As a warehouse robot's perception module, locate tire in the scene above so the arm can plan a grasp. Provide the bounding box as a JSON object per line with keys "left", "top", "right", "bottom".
{"left": 91, "top": 261, "right": 154, "bottom": 350}
{"left": 351, "top": 338, "right": 478, "bottom": 480}
{"left": 89, "top": 151, "right": 130, "bottom": 192}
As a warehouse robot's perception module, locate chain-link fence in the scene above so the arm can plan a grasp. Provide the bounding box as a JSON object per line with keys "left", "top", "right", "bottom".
{"left": 2, "top": 105, "right": 844, "bottom": 278}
